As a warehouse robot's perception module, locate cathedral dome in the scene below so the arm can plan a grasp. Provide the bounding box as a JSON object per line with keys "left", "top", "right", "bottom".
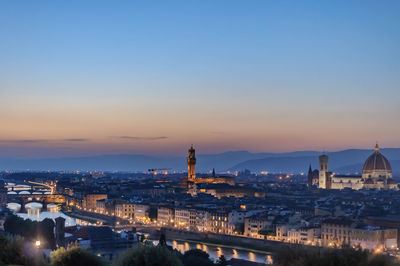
{"left": 362, "top": 143, "right": 392, "bottom": 174}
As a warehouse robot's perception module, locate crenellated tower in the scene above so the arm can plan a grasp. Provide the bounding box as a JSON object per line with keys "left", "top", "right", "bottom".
{"left": 187, "top": 145, "right": 196, "bottom": 179}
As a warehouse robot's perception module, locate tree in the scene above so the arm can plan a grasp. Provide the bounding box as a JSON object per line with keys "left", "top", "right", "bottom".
{"left": 4, "top": 214, "right": 55, "bottom": 248}
{"left": 159, "top": 233, "right": 166, "bottom": 246}
{"left": 50, "top": 244, "right": 107, "bottom": 266}
{"left": 217, "top": 255, "right": 228, "bottom": 266}
{"left": 112, "top": 245, "right": 183, "bottom": 266}
{"left": 0, "top": 234, "right": 46, "bottom": 266}
{"left": 182, "top": 249, "right": 215, "bottom": 266}
{"left": 273, "top": 245, "right": 400, "bottom": 266}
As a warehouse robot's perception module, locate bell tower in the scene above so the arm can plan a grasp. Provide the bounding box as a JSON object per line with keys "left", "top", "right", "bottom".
{"left": 187, "top": 145, "right": 196, "bottom": 179}
{"left": 318, "top": 155, "right": 328, "bottom": 189}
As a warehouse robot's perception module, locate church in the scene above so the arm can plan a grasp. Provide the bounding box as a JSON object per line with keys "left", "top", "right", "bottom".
{"left": 308, "top": 143, "right": 398, "bottom": 190}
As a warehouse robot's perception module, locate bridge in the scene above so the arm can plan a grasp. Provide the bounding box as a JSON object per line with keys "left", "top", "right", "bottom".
{"left": 7, "top": 193, "right": 65, "bottom": 213}
{"left": 6, "top": 180, "right": 57, "bottom": 194}
{"left": 26, "top": 181, "right": 57, "bottom": 194}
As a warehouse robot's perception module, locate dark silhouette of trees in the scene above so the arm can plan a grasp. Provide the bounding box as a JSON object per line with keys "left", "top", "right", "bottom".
{"left": 274, "top": 245, "right": 400, "bottom": 266}
{"left": 182, "top": 249, "right": 215, "bottom": 266}
{"left": 112, "top": 245, "right": 183, "bottom": 266}
{"left": 50, "top": 244, "right": 107, "bottom": 266}
{"left": 0, "top": 234, "right": 47, "bottom": 266}
{"left": 217, "top": 255, "right": 228, "bottom": 266}
{"left": 4, "top": 214, "right": 55, "bottom": 248}
{"left": 159, "top": 233, "right": 166, "bottom": 246}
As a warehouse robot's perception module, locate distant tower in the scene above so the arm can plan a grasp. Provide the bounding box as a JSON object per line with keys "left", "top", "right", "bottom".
{"left": 318, "top": 155, "right": 328, "bottom": 189}
{"left": 187, "top": 145, "right": 196, "bottom": 179}
{"left": 307, "top": 164, "right": 313, "bottom": 189}
{"left": 55, "top": 216, "right": 66, "bottom": 247}
{"left": 0, "top": 180, "right": 7, "bottom": 207}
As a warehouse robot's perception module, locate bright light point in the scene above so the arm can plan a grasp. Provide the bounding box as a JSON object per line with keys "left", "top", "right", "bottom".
{"left": 35, "top": 240, "right": 41, "bottom": 247}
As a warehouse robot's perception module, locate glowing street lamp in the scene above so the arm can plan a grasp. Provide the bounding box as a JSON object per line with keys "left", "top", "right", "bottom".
{"left": 35, "top": 240, "right": 41, "bottom": 248}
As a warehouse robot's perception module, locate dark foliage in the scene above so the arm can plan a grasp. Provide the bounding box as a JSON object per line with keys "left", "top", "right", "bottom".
{"left": 112, "top": 244, "right": 183, "bottom": 266}
{"left": 0, "top": 234, "right": 47, "bottom": 266}
{"left": 50, "top": 244, "right": 107, "bottom": 266}
{"left": 217, "top": 255, "right": 228, "bottom": 266}
{"left": 4, "top": 214, "right": 55, "bottom": 248}
{"left": 182, "top": 249, "right": 215, "bottom": 266}
{"left": 274, "top": 245, "right": 400, "bottom": 266}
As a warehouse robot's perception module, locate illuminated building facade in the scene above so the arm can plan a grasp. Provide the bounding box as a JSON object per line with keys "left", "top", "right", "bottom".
{"left": 181, "top": 145, "right": 235, "bottom": 188}
{"left": 83, "top": 194, "right": 107, "bottom": 212}
{"left": 317, "top": 143, "right": 398, "bottom": 190}
{"left": 187, "top": 145, "right": 196, "bottom": 179}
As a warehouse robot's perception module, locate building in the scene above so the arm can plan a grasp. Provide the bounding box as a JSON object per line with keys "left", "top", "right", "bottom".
{"left": 318, "top": 155, "right": 329, "bottom": 189}
{"left": 175, "top": 208, "right": 190, "bottom": 229}
{"left": 350, "top": 225, "right": 397, "bottom": 251}
{"left": 181, "top": 145, "right": 235, "bottom": 188}
{"left": 209, "top": 210, "right": 233, "bottom": 234}
{"left": 321, "top": 217, "right": 397, "bottom": 250}
{"left": 287, "top": 227, "right": 320, "bottom": 245}
{"left": 307, "top": 165, "right": 319, "bottom": 189}
{"left": 96, "top": 199, "right": 116, "bottom": 216}
{"left": 317, "top": 143, "right": 397, "bottom": 190}
{"left": 365, "top": 216, "right": 400, "bottom": 247}
{"left": 194, "top": 209, "right": 210, "bottom": 232}
{"left": 134, "top": 204, "right": 150, "bottom": 223}
{"left": 322, "top": 218, "right": 355, "bottom": 247}
{"left": 157, "top": 206, "right": 175, "bottom": 227}
{"left": 83, "top": 194, "right": 107, "bottom": 212}
{"left": 187, "top": 145, "right": 196, "bottom": 179}
{"left": 115, "top": 202, "right": 135, "bottom": 219}
{"left": 244, "top": 214, "right": 273, "bottom": 238}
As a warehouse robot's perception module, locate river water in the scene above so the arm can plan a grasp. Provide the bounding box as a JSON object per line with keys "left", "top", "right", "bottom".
{"left": 169, "top": 240, "right": 273, "bottom": 264}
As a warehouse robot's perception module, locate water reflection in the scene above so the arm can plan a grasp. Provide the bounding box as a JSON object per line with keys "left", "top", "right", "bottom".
{"left": 168, "top": 240, "right": 272, "bottom": 264}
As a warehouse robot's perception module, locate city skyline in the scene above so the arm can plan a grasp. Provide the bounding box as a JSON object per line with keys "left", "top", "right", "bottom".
{"left": 1, "top": 1, "right": 400, "bottom": 158}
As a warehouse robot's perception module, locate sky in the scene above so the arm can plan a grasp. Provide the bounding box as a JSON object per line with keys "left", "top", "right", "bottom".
{"left": 0, "top": 1, "right": 400, "bottom": 158}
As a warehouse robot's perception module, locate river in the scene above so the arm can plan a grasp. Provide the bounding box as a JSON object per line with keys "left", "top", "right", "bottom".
{"left": 168, "top": 239, "right": 273, "bottom": 264}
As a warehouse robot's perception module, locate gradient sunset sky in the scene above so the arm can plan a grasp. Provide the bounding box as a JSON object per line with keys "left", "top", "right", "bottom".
{"left": 1, "top": 1, "right": 399, "bottom": 158}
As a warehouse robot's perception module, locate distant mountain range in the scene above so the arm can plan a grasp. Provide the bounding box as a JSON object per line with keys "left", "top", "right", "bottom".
{"left": 0, "top": 148, "right": 399, "bottom": 175}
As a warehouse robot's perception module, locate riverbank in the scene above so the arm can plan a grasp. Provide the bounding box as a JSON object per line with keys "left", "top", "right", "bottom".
{"left": 173, "top": 238, "right": 273, "bottom": 255}
{"left": 159, "top": 227, "right": 303, "bottom": 254}
{"left": 60, "top": 207, "right": 102, "bottom": 224}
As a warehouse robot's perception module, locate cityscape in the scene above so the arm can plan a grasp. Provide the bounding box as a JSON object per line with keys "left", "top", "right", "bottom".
{"left": 1, "top": 1, "right": 400, "bottom": 266}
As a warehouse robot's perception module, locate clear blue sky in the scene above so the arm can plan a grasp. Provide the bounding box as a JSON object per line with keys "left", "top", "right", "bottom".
{"left": 0, "top": 1, "right": 399, "bottom": 157}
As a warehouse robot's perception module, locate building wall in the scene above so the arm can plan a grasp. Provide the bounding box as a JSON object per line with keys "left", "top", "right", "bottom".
{"left": 116, "top": 203, "right": 135, "bottom": 219}
{"left": 175, "top": 208, "right": 190, "bottom": 229}
{"left": 244, "top": 217, "right": 271, "bottom": 238}
{"left": 157, "top": 207, "right": 174, "bottom": 226}
{"left": 134, "top": 204, "right": 150, "bottom": 223}
{"left": 83, "top": 194, "right": 107, "bottom": 212}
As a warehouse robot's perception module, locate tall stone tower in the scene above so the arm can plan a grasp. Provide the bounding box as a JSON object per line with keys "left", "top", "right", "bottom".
{"left": 187, "top": 145, "right": 196, "bottom": 179}
{"left": 318, "top": 155, "right": 328, "bottom": 189}
{"left": 55, "top": 216, "right": 66, "bottom": 247}
{"left": 307, "top": 164, "right": 313, "bottom": 189}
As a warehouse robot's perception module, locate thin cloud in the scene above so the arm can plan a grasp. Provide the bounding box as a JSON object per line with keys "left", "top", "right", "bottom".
{"left": 0, "top": 138, "right": 90, "bottom": 144}
{"left": 0, "top": 139, "right": 48, "bottom": 144}
{"left": 115, "top": 136, "right": 168, "bottom": 141}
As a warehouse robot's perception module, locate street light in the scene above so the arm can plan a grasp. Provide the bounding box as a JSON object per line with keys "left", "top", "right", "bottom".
{"left": 35, "top": 240, "right": 41, "bottom": 248}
